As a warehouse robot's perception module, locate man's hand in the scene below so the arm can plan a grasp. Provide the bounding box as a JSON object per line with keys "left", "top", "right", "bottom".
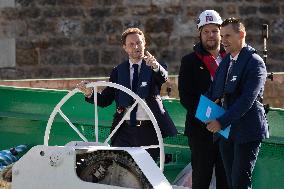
{"left": 206, "top": 120, "right": 221, "bottom": 133}
{"left": 76, "top": 81, "right": 93, "bottom": 97}
{"left": 144, "top": 51, "right": 159, "bottom": 69}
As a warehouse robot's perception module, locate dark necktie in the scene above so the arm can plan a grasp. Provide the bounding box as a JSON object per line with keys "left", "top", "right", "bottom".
{"left": 223, "top": 59, "right": 235, "bottom": 108}
{"left": 130, "top": 64, "right": 139, "bottom": 126}
{"left": 225, "top": 59, "right": 235, "bottom": 85}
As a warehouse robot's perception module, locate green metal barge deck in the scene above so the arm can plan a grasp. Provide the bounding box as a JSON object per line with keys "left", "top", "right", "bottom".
{"left": 0, "top": 85, "right": 283, "bottom": 188}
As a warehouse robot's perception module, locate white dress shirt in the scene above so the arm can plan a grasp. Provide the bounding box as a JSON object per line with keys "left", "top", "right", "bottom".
{"left": 125, "top": 59, "right": 150, "bottom": 120}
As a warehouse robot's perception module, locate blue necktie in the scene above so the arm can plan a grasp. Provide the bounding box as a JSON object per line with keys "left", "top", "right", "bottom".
{"left": 130, "top": 64, "right": 139, "bottom": 126}
{"left": 225, "top": 59, "right": 235, "bottom": 85}
{"left": 223, "top": 59, "right": 235, "bottom": 108}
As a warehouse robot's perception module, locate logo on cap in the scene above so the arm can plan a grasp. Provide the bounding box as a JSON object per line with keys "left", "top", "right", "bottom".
{"left": 206, "top": 15, "right": 214, "bottom": 22}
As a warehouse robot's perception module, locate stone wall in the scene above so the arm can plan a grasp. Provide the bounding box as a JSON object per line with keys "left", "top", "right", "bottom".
{"left": 0, "top": 0, "right": 283, "bottom": 79}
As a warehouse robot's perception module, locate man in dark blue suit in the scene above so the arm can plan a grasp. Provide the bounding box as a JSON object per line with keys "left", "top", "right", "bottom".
{"left": 206, "top": 18, "right": 269, "bottom": 189}
{"left": 77, "top": 28, "right": 177, "bottom": 160}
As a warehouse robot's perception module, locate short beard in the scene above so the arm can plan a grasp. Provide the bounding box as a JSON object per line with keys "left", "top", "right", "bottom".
{"left": 203, "top": 41, "right": 219, "bottom": 51}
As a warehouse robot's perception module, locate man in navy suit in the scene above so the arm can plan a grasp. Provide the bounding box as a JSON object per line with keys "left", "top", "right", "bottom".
{"left": 77, "top": 28, "right": 177, "bottom": 160}
{"left": 206, "top": 18, "right": 269, "bottom": 189}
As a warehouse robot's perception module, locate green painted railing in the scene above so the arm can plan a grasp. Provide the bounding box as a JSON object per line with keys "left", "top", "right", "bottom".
{"left": 0, "top": 85, "right": 283, "bottom": 187}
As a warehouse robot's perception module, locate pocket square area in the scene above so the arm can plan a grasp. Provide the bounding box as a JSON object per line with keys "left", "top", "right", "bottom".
{"left": 141, "top": 82, "right": 147, "bottom": 87}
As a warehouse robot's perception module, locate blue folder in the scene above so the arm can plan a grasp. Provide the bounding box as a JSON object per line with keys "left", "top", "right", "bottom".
{"left": 195, "top": 95, "right": 231, "bottom": 139}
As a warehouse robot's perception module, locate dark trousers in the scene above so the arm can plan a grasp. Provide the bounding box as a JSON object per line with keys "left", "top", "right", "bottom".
{"left": 219, "top": 138, "right": 261, "bottom": 189}
{"left": 112, "top": 121, "right": 159, "bottom": 161}
{"left": 188, "top": 136, "right": 228, "bottom": 189}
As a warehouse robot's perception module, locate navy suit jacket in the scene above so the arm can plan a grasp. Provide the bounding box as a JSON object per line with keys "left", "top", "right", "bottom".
{"left": 86, "top": 60, "right": 177, "bottom": 138}
{"left": 207, "top": 45, "right": 269, "bottom": 143}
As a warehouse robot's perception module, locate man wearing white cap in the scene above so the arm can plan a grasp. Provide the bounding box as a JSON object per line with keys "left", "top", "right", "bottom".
{"left": 179, "top": 10, "right": 228, "bottom": 189}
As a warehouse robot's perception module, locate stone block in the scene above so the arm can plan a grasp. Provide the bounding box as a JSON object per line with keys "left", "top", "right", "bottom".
{"left": 101, "top": 49, "right": 122, "bottom": 65}
{"left": 169, "top": 36, "right": 180, "bottom": 47}
{"left": 0, "top": 20, "right": 27, "bottom": 38}
{"left": 46, "top": 37, "right": 72, "bottom": 48}
{"left": 0, "top": 7, "right": 19, "bottom": 20}
{"left": 271, "top": 17, "right": 284, "bottom": 34}
{"left": 123, "top": 20, "right": 142, "bottom": 29}
{"left": 27, "top": 19, "right": 57, "bottom": 36}
{"left": 0, "top": 67, "right": 19, "bottom": 79}
{"left": 131, "top": 5, "right": 161, "bottom": 16}
{"left": 150, "top": 35, "right": 170, "bottom": 47}
{"left": 0, "top": 0, "right": 14, "bottom": 7}
{"left": 179, "top": 36, "right": 197, "bottom": 47}
{"left": 104, "top": 20, "right": 123, "bottom": 34}
{"left": 145, "top": 18, "right": 173, "bottom": 33}
{"left": 63, "top": 7, "right": 85, "bottom": 17}
{"left": 226, "top": 4, "right": 237, "bottom": 15}
{"left": 83, "top": 20, "right": 101, "bottom": 34}
{"left": 246, "top": 34, "right": 263, "bottom": 46}
{"left": 79, "top": 0, "right": 94, "bottom": 8}
{"left": 239, "top": 6, "right": 257, "bottom": 15}
{"left": 36, "top": 0, "right": 56, "bottom": 6}
{"left": 55, "top": 0, "right": 81, "bottom": 6}
{"left": 73, "top": 36, "right": 104, "bottom": 47}
{"left": 152, "top": 0, "right": 181, "bottom": 6}
{"left": 259, "top": 6, "right": 280, "bottom": 14}
{"left": 21, "top": 37, "right": 71, "bottom": 49}
{"left": 269, "top": 35, "right": 284, "bottom": 45}
{"left": 15, "top": 0, "right": 36, "bottom": 7}
{"left": 89, "top": 66, "right": 112, "bottom": 77}
{"left": 89, "top": 8, "right": 111, "bottom": 17}
{"left": 206, "top": 6, "right": 223, "bottom": 15}
{"left": 243, "top": 17, "right": 269, "bottom": 31}
{"left": 186, "top": 6, "right": 203, "bottom": 18}
{"left": 124, "top": 0, "right": 151, "bottom": 6}
{"left": 16, "top": 39, "right": 35, "bottom": 49}
{"left": 34, "top": 67, "right": 53, "bottom": 78}
{"left": 16, "top": 48, "right": 38, "bottom": 66}
{"left": 164, "top": 6, "right": 182, "bottom": 14}
{"left": 0, "top": 38, "right": 15, "bottom": 68}
{"left": 42, "top": 8, "right": 62, "bottom": 18}
{"left": 270, "top": 47, "right": 284, "bottom": 61}
{"left": 112, "top": 6, "right": 128, "bottom": 16}
{"left": 83, "top": 49, "right": 99, "bottom": 65}
{"left": 160, "top": 49, "right": 179, "bottom": 63}
{"left": 40, "top": 49, "right": 81, "bottom": 65}
{"left": 53, "top": 66, "right": 74, "bottom": 78}
{"left": 106, "top": 34, "right": 121, "bottom": 45}
{"left": 214, "top": 0, "right": 242, "bottom": 2}
{"left": 93, "top": 0, "right": 122, "bottom": 6}
{"left": 57, "top": 19, "right": 81, "bottom": 37}
{"left": 18, "top": 7, "right": 41, "bottom": 18}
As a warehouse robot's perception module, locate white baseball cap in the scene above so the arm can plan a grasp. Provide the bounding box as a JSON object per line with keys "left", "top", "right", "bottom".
{"left": 197, "top": 10, "right": 222, "bottom": 30}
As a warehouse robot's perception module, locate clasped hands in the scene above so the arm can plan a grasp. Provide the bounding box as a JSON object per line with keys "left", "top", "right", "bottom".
{"left": 206, "top": 98, "right": 222, "bottom": 133}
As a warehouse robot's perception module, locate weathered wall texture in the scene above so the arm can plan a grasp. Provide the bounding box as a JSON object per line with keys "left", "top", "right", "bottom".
{"left": 0, "top": 0, "right": 283, "bottom": 79}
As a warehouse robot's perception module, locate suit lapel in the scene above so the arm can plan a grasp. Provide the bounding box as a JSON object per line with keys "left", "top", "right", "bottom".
{"left": 225, "top": 47, "right": 251, "bottom": 93}
{"left": 213, "top": 55, "right": 230, "bottom": 98}
{"left": 123, "top": 61, "right": 131, "bottom": 90}
{"left": 137, "top": 61, "right": 151, "bottom": 90}
{"left": 135, "top": 60, "right": 151, "bottom": 98}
